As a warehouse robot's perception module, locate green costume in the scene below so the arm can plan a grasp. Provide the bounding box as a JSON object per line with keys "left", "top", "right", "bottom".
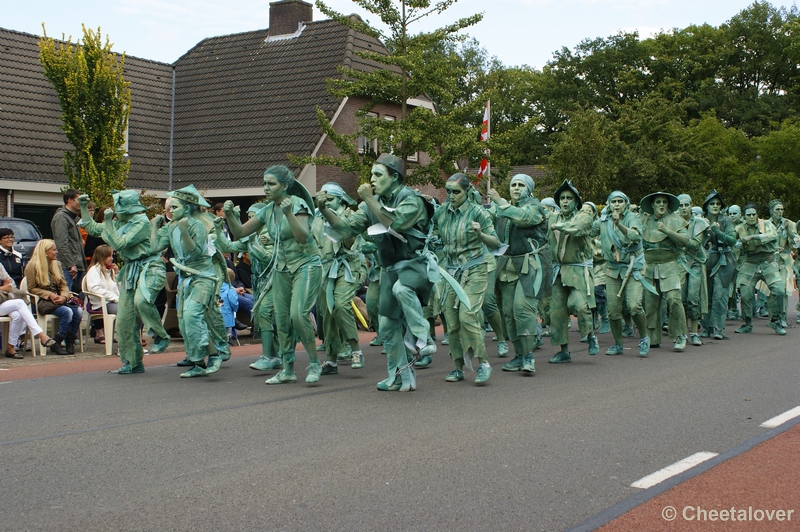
{"left": 494, "top": 174, "right": 550, "bottom": 373}
{"left": 312, "top": 183, "right": 367, "bottom": 371}
{"left": 255, "top": 197, "right": 322, "bottom": 381}
{"left": 763, "top": 200, "right": 797, "bottom": 328}
{"left": 735, "top": 206, "right": 786, "bottom": 334}
{"left": 431, "top": 178, "right": 498, "bottom": 383}
{"left": 324, "top": 154, "right": 433, "bottom": 392}
{"left": 599, "top": 191, "right": 651, "bottom": 357}
{"left": 79, "top": 191, "right": 170, "bottom": 374}
{"left": 677, "top": 194, "right": 708, "bottom": 345}
{"left": 640, "top": 192, "right": 689, "bottom": 350}
{"left": 547, "top": 180, "right": 597, "bottom": 362}
{"left": 213, "top": 215, "right": 280, "bottom": 371}
{"left": 700, "top": 191, "right": 737, "bottom": 338}
{"left": 151, "top": 186, "right": 229, "bottom": 377}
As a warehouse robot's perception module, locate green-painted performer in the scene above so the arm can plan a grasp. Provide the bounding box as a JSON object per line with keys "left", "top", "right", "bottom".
{"left": 547, "top": 180, "right": 598, "bottom": 364}
{"left": 225, "top": 166, "right": 323, "bottom": 385}
{"left": 213, "top": 205, "right": 281, "bottom": 372}
{"left": 431, "top": 173, "right": 499, "bottom": 385}
{"left": 763, "top": 199, "right": 798, "bottom": 329}
{"left": 599, "top": 191, "right": 653, "bottom": 357}
{"left": 488, "top": 175, "right": 550, "bottom": 374}
{"left": 312, "top": 182, "right": 367, "bottom": 376}
{"left": 78, "top": 191, "right": 170, "bottom": 374}
{"left": 318, "top": 154, "right": 434, "bottom": 392}
{"left": 700, "top": 190, "right": 737, "bottom": 339}
{"left": 677, "top": 194, "right": 708, "bottom": 346}
{"left": 640, "top": 192, "right": 690, "bottom": 351}
{"left": 150, "top": 186, "right": 228, "bottom": 377}
{"left": 733, "top": 204, "right": 786, "bottom": 335}
{"left": 727, "top": 205, "right": 743, "bottom": 320}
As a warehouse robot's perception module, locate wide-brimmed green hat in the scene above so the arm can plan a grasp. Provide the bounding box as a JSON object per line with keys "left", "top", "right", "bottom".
{"left": 110, "top": 189, "right": 146, "bottom": 215}
{"left": 639, "top": 192, "right": 679, "bottom": 215}
{"left": 167, "top": 184, "right": 211, "bottom": 208}
{"left": 553, "top": 180, "right": 583, "bottom": 211}
{"left": 702, "top": 190, "right": 726, "bottom": 213}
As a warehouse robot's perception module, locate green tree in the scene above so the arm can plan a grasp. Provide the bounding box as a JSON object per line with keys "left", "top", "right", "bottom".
{"left": 295, "top": 0, "right": 483, "bottom": 186}
{"left": 38, "top": 25, "right": 131, "bottom": 206}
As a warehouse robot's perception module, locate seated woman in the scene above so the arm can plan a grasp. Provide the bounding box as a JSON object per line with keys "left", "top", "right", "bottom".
{"left": 0, "top": 263, "right": 63, "bottom": 358}
{"left": 84, "top": 244, "right": 120, "bottom": 344}
{"left": 24, "top": 239, "right": 83, "bottom": 354}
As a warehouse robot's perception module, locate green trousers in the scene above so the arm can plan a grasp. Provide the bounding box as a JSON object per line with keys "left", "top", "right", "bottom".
{"left": 549, "top": 276, "right": 594, "bottom": 346}
{"left": 177, "top": 276, "right": 228, "bottom": 363}
{"left": 737, "top": 261, "right": 785, "bottom": 322}
{"left": 498, "top": 277, "right": 538, "bottom": 356}
{"left": 320, "top": 268, "right": 365, "bottom": 360}
{"left": 116, "top": 262, "right": 169, "bottom": 367}
{"left": 644, "top": 280, "right": 686, "bottom": 342}
{"left": 273, "top": 263, "right": 322, "bottom": 365}
{"left": 442, "top": 264, "right": 489, "bottom": 366}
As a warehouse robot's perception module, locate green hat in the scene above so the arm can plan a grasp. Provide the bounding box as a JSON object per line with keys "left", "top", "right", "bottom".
{"left": 374, "top": 153, "right": 405, "bottom": 179}
{"left": 553, "top": 180, "right": 583, "bottom": 210}
{"left": 639, "top": 192, "right": 679, "bottom": 215}
{"left": 110, "top": 189, "right": 146, "bottom": 215}
{"left": 167, "top": 184, "right": 210, "bottom": 208}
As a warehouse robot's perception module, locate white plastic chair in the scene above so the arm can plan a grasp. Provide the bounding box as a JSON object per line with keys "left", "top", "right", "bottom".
{"left": 81, "top": 276, "right": 117, "bottom": 357}
{"left": 23, "top": 277, "right": 86, "bottom": 355}
{"left": 0, "top": 315, "right": 35, "bottom": 357}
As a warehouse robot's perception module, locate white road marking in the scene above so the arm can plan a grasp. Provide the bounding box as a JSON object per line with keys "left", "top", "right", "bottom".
{"left": 760, "top": 406, "right": 800, "bottom": 428}
{"left": 631, "top": 452, "right": 718, "bottom": 489}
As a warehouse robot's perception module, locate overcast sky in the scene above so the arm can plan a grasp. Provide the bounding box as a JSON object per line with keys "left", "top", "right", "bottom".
{"left": 8, "top": 0, "right": 778, "bottom": 68}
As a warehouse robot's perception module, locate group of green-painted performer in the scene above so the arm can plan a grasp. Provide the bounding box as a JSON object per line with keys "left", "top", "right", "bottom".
{"left": 73, "top": 152, "right": 797, "bottom": 389}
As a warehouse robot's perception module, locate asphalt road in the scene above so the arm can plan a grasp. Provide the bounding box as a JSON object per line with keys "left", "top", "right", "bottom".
{"left": 1, "top": 315, "right": 797, "bottom": 531}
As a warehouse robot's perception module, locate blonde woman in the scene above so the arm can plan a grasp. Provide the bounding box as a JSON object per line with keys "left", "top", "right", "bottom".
{"left": 0, "top": 262, "right": 63, "bottom": 357}
{"left": 24, "top": 239, "right": 83, "bottom": 354}
{"left": 84, "top": 245, "right": 119, "bottom": 344}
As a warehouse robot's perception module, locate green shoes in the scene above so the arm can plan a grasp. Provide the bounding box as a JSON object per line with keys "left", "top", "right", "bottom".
{"left": 673, "top": 334, "right": 687, "bottom": 351}
{"left": 475, "top": 364, "right": 492, "bottom": 384}
{"left": 735, "top": 323, "right": 753, "bottom": 334}
{"left": 497, "top": 341, "right": 509, "bottom": 357}
{"left": 587, "top": 335, "right": 599, "bottom": 355}
{"left": 502, "top": 354, "right": 524, "bottom": 372}
{"left": 605, "top": 344, "right": 624, "bottom": 356}
{"left": 768, "top": 321, "right": 787, "bottom": 335}
{"left": 206, "top": 355, "right": 222, "bottom": 374}
{"left": 638, "top": 337, "right": 650, "bottom": 357}
{"left": 150, "top": 336, "right": 170, "bottom": 354}
{"left": 351, "top": 351, "right": 365, "bottom": 369}
{"left": 180, "top": 365, "right": 207, "bottom": 378}
{"left": 521, "top": 353, "right": 535, "bottom": 374}
{"left": 265, "top": 370, "right": 297, "bottom": 384}
{"left": 414, "top": 355, "right": 432, "bottom": 368}
{"left": 377, "top": 378, "right": 402, "bottom": 391}
{"left": 369, "top": 336, "right": 383, "bottom": 346}
{"left": 690, "top": 334, "right": 702, "bottom": 346}
{"left": 249, "top": 356, "right": 282, "bottom": 371}
{"left": 445, "top": 369, "right": 464, "bottom": 382}
{"left": 306, "top": 362, "right": 322, "bottom": 383}
{"left": 176, "top": 357, "right": 194, "bottom": 367}
{"left": 548, "top": 351, "right": 572, "bottom": 364}
{"left": 117, "top": 362, "right": 144, "bottom": 374}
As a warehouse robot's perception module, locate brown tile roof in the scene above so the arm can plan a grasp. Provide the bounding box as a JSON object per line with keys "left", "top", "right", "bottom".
{"left": 0, "top": 28, "right": 172, "bottom": 190}
{"left": 170, "top": 19, "right": 386, "bottom": 191}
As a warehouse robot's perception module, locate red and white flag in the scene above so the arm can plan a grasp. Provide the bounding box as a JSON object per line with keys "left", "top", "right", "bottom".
{"left": 476, "top": 157, "right": 489, "bottom": 180}
{"left": 479, "top": 100, "right": 490, "bottom": 141}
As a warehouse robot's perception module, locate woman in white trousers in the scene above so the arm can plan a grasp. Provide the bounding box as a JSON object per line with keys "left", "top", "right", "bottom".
{"left": 1, "top": 264, "right": 61, "bottom": 358}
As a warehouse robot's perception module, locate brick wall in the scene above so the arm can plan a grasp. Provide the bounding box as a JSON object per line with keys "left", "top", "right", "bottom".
{"left": 269, "top": 0, "right": 313, "bottom": 36}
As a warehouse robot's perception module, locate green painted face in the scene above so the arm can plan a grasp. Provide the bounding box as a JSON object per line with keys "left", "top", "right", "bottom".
{"left": 559, "top": 191, "right": 576, "bottom": 214}
{"left": 169, "top": 198, "right": 187, "bottom": 221}
{"left": 679, "top": 199, "right": 692, "bottom": 219}
{"left": 707, "top": 199, "right": 722, "bottom": 216}
{"left": 445, "top": 183, "right": 467, "bottom": 209}
{"left": 370, "top": 164, "right": 395, "bottom": 198}
{"left": 609, "top": 198, "right": 626, "bottom": 213}
{"left": 653, "top": 196, "right": 670, "bottom": 217}
{"left": 264, "top": 174, "right": 287, "bottom": 203}
{"left": 771, "top": 204, "right": 783, "bottom": 221}
{"left": 744, "top": 208, "right": 758, "bottom": 226}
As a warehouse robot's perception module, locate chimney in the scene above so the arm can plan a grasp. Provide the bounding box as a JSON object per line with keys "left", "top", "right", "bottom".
{"left": 269, "top": 0, "right": 313, "bottom": 37}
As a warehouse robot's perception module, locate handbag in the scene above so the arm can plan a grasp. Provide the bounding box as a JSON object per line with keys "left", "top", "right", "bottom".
{"left": 37, "top": 298, "right": 59, "bottom": 315}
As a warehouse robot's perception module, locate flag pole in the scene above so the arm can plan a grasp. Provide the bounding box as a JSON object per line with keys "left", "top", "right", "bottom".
{"left": 486, "top": 99, "right": 491, "bottom": 194}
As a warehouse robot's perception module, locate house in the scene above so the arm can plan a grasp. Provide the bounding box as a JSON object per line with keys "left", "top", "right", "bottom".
{"left": 0, "top": 0, "right": 434, "bottom": 236}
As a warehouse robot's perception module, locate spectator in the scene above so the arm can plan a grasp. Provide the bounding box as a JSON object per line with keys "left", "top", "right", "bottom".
{"left": 51, "top": 189, "right": 87, "bottom": 292}
{"left": 0, "top": 263, "right": 63, "bottom": 358}
{"left": 0, "top": 228, "right": 25, "bottom": 287}
{"left": 85, "top": 245, "right": 120, "bottom": 344}
{"left": 24, "top": 239, "right": 83, "bottom": 354}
